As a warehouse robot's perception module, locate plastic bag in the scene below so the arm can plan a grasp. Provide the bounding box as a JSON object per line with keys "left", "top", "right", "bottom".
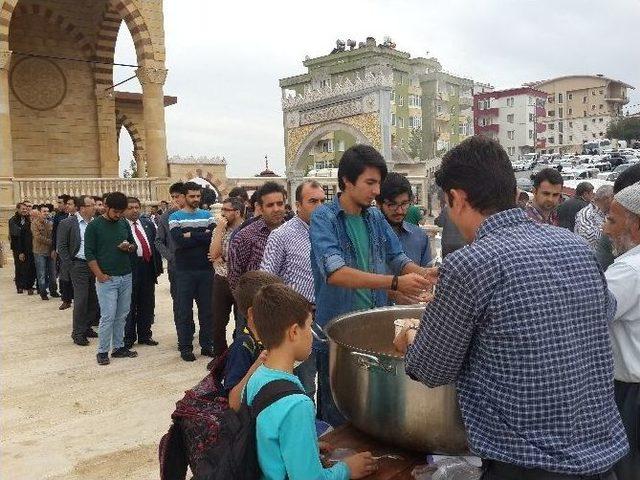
{"left": 412, "top": 457, "right": 482, "bottom": 480}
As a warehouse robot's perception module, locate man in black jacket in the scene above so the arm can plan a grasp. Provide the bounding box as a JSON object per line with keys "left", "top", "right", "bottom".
{"left": 9, "top": 202, "right": 36, "bottom": 294}
{"left": 557, "top": 181, "right": 594, "bottom": 231}
{"left": 124, "top": 196, "right": 163, "bottom": 348}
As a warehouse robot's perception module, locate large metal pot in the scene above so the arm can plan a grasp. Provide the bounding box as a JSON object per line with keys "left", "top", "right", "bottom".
{"left": 322, "top": 306, "right": 468, "bottom": 453}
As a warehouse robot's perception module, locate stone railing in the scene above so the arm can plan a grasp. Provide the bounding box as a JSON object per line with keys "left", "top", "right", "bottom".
{"left": 13, "top": 178, "right": 158, "bottom": 204}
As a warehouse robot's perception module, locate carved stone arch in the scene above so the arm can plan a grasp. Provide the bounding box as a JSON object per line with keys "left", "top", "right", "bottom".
{"left": 108, "top": 0, "right": 156, "bottom": 67}
{"left": 8, "top": 2, "right": 95, "bottom": 58}
{"left": 0, "top": 1, "right": 19, "bottom": 50}
{"left": 116, "top": 111, "right": 145, "bottom": 153}
{"left": 291, "top": 120, "right": 372, "bottom": 173}
{"left": 93, "top": 3, "right": 121, "bottom": 86}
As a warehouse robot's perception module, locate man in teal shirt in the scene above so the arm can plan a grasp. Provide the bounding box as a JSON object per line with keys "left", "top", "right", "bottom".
{"left": 85, "top": 192, "right": 138, "bottom": 366}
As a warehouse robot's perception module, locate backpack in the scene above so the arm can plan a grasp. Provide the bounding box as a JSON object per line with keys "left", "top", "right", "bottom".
{"left": 159, "top": 351, "right": 303, "bottom": 480}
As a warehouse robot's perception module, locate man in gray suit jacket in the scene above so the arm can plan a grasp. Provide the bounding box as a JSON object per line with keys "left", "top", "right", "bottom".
{"left": 57, "top": 196, "right": 99, "bottom": 346}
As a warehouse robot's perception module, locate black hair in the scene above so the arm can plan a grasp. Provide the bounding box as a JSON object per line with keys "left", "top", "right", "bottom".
{"left": 75, "top": 195, "right": 93, "bottom": 208}
{"left": 256, "top": 181, "right": 287, "bottom": 206}
{"left": 92, "top": 196, "right": 102, "bottom": 203}
{"left": 531, "top": 168, "right": 563, "bottom": 189}
{"left": 295, "top": 180, "right": 323, "bottom": 202}
{"left": 229, "top": 186, "right": 249, "bottom": 202}
{"left": 614, "top": 163, "right": 640, "bottom": 193}
{"left": 223, "top": 197, "right": 245, "bottom": 215}
{"left": 183, "top": 181, "right": 202, "bottom": 193}
{"left": 66, "top": 197, "right": 77, "bottom": 206}
{"left": 104, "top": 191, "right": 128, "bottom": 210}
{"left": 435, "top": 136, "right": 516, "bottom": 215}
{"left": 249, "top": 190, "right": 259, "bottom": 209}
{"left": 57, "top": 194, "right": 70, "bottom": 202}
{"left": 169, "top": 182, "right": 186, "bottom": 195}
{"left": 337, "top": 144, "right": 388, "bottom": 191}
{"left": 377, "top": 172, "right": 413, "bottom": 204}
{"left": 15, "top": 202, "right": 24, "bottom": 209}
{"left": 127, "top": 196, "right": 141, "bottom": 206}
{"left": 575, "top": 181, "right": 594, "bottom": 197}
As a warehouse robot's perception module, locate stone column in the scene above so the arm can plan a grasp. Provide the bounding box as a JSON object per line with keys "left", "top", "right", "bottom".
{"left": 0, "top": 50, "right": 15, "bottom": 237}
{"left": 136, "top": 67, "right": 168, "bottom": 178}
{"left": 286, "top": 170, "right": 305, "bottom": 209}
{"left": 94, "top": 86, "right": 119, "bottom": 176}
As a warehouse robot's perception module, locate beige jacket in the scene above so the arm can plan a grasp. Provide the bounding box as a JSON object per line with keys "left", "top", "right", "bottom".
{"left": 31, "top": 217, "right": 53, "bottom": 255}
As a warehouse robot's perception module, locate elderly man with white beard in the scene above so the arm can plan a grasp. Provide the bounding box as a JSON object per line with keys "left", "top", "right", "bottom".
{"left": 603, "top": 182, "right": 640, "bottom": 480}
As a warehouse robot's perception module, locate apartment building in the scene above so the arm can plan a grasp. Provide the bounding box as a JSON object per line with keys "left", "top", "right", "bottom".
{"left": 532, "top": 75, "right": 633, "bottom": 154}
{"left": 473, "top": 87, "right": 547, "bottom": 160}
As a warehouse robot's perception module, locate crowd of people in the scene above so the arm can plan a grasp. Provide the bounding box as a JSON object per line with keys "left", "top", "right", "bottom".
{"left": 8, "top": 139, "right": 640, "bottom": 479}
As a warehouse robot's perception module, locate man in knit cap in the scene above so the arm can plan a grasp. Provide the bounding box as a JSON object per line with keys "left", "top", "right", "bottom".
{"left": 603, "top": 182, "right": 640, "bottom": 479}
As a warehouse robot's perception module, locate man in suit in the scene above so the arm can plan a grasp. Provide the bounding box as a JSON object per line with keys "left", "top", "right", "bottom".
{"left": 124, "top": 196, "right": 163, "bottom": 348}
{"left": 9, "top": 202, "right": 36, "bottom": 294}
{"left": 57, "top": 195, "right": 99, "bottom": 346}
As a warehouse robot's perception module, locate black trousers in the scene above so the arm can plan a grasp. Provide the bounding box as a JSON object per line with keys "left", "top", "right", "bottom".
{"left": 481, "top": 460, "right": 616, "bottom": 480}
{"left": 168, "top": 266, "right": 178, "bottom": 325}
{"left": 70, "top": 260, "right": 98, "bottom": 340}
{"left": 12, "top": 251, "right": 36, "bottom": 290}
{"left": 211, "top": 274, "right": 234, "bottom": 354}
{"left": 124, "top": 258, "right": 156, "bottom": 346}
{"left": 614, "top": 380, "right": 640, "bottom": 480}
{"left": 174, "top": 269, "right": 213, "bottom": 352}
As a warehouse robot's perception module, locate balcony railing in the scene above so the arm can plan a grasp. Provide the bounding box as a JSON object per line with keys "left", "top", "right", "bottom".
{"left": 13, "top": 178, "right": 157, "bottom": 204}
{"left": 476, "top": 124, "right": 499, "bottom": 134}
{"left": 605, "top": 95, "right": 630, "bottom": 105}
{"left": 477, "top": 107, "right": 499, "bottom": 117}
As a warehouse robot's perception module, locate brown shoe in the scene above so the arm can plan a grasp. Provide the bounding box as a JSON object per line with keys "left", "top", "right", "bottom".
{"left": 59, "top": 302, "right": 71, "bottom": 310}
{"left": 27, "top": 289, "right": 34, "bottom": 296}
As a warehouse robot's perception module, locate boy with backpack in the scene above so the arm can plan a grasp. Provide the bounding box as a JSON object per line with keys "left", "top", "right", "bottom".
{"left": 221, "top": 270, "right": 282, "bottom": 410}
{"left": 247, "top": 283, "right": 377, "bottom": 479}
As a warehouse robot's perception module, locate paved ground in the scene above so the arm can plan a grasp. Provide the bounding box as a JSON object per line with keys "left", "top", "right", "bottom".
{"left": 1, "top": 262, "right": 222, "bottom": 479}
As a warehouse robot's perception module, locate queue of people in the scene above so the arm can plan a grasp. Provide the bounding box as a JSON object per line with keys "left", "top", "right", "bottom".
{"left": 8, "top": 139, "right": 639, "bottom": 479}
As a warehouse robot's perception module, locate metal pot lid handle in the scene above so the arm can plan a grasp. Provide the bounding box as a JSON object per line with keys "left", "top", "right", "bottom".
{"left": 311, "top": 321, "right": 329, "bottom": 342}
{"left": 350, "top": 351, "right": 396, "bottom": 375}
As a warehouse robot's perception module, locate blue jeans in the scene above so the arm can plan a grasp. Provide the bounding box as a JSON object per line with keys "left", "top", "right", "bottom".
{"left": 96, "top": 274, "right": 132, "bottom": 354}
{"left": 294, "top": 350, "right": 317, "bottom": 401}
{"left": 316, "top": 348, "right": 346, "bottom": 427}
{"left": 34, "top": 254, "right": 51, "bottom": 294}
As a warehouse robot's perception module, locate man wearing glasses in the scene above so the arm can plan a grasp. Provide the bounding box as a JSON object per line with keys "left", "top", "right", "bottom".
{"left": 378, "top": 173, "right": 432, "bottom": 305}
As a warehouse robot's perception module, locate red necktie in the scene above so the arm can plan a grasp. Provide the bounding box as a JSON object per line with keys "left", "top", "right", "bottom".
{"left": 133, "top": 221, "right": 152, "bottom": 262}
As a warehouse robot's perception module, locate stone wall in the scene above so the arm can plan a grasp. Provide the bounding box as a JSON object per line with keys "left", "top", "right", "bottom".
{"left": 9, "top": 12, "right": 101, "bottom": 176}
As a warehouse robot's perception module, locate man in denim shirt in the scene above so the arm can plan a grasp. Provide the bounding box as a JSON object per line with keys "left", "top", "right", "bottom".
{"left": 310, "top": 144, "right": 436, "bottom": 425}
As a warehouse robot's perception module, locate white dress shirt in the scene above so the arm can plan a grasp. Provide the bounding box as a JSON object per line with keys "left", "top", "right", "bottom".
{"left": 127, "top": 218, "right": 150, "bottom": 258}
{"left": 75, "top": 212, "right": 91, "bottom": 260}
{"left": 605, "top": 243, "right": 640, "bottom": 383}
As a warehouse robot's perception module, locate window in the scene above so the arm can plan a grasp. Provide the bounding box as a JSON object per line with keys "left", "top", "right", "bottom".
{"left": 507, "top": 146, "right": 516, "bottom": 155}
{"left": 507, "top": 130, "right": 515, "bottom": 140}
{"left": 592, "top": 118, "right": 596, "bottom": 123}
{"left": 549, "top": 123, "right": 555, "bottom": 130}
{"left": 319, "top": 79, "right": 330, "bottom": 88}
{"left": 568, "top": 108, "right": 572, "bottom": 115}
{"left": 569, "top": 135, "right": 573, "bottom": 142}
{"left": 558, "top": 122, "right": 563, "bottom": 133}
{"left": 529, "top": 130, "right": 533, "bottom": 139}
{"left": 583, "top": 124, "right": 587, "bottom": 131}
{"left": 592, "top": 105, "right": 596, "bottom": 110}
{"left": 599, "top": 118, "right": 603, "bottom": 123}
{"left": 558, "top": 93, "right": 563, "bottom": 103}
{"left": 583, "top": 110, "right": 587, "bottom": 117}
{"left": 507, "top": 114, "right": 514, "bottom": 123}
{"left": 390, "top": 91, "right": 396, "bottom": 102}
{"left": 400, "top": 138, "right": 405, "bottom": 148}
{"left": 548, "top": 95, "right": 554, "bottom": 104}
{"left": 568, "top": 93, "right": 573, "bottom": 100}
{"left": 548, "top": 137, "right": 555, "bottom": 144}
{"left": 409, "top": 116, "right": 422, "bottom": 129}
{"left": 599, "top": 132, "right": 603, "bottom": 137}
{"left": 559, "top": 134, "right": 563, "bottom": 144}
{"left": 529, "top": 113, "right": 535, "bottom": 122}
{"left": 569, "top": 121, "right": 573, "bottom": 128}
{"left": 437, "top": 104, "right": 442, "bottom": 114}
{"left": 391, "top": 113, "right": 396, "bottom": 126}
{"left": 559, "top": 107, "right": 563, "bottom": 118}
{"left": 477, "top": 100, "right": 484, "bottom": 110}
{"left": 583, "top": 96, "right": 587, "bottom": 103}
{"left": 599, "top": 104, "right": 603, "bottom": 110}
{"left": 319, "top": 139, "right": 333, "bottom": 153}
{"left": 592, "top": 133, "right": 597, "bottom": 138}
{"left": 398, "top": 96, "right": 404, "bottom": 106}
{"left": 506, "top": 97, "right": 514, "bottom": 107}
{"left": 338, "top": 140, "right": 345, "bottom": 152}
{"left": 592, "top": 90, "right": 596, "bottom": 96}
{"left": 599, "top": 89, "right": 603, "bottom": 95}
{"left": 398, "top": 117, "right": 404, "bottom": 128}
{"left": 548, "top": 110, "right": 555, "bottom": 117}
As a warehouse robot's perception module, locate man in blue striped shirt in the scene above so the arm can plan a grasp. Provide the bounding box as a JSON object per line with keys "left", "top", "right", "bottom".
{"left": 169, "top": 182, "right": 216, "bottom": 362}
{"left": 261, "top": 180, "right": 326, "bottom": 396}
{"left": 396, "top": 136, "right": 627, "bottom": 479}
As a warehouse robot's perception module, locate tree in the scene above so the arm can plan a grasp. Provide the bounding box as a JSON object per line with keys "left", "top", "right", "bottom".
{"left": 407, "top": 127, "right": 424, "bottom": 159}
{"left": 607, "top": 117, "right": 640, "bottom": 143}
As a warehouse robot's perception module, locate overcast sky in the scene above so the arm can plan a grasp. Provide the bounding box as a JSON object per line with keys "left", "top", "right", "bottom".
{"left": 114, "top": 0, "right": 640, "bottom": 177}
